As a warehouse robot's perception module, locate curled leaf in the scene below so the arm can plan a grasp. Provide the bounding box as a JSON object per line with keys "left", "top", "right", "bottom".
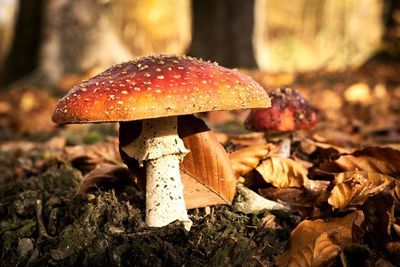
{"left": 76, "top": 164, "right": 135, "bottom": 195}
{"left": 65, "top": 138, "right": 121, "bottom": 172}
{"left": 277, "top": 211, "right": 363, "bottom": 266}
{"left": 180, "top": 120, "right": 236, "bottom": 208}
{"left": 328, "top": 171, "right": 395, "bottom": 210}
{"left": 255, "top": 156, "right": 313, "bottom": 189}
{"left": 318, "top": 147, "right": 400, "bottom": 177}
{"left": 229, "top": 145, "right": 272, "bottom": 178}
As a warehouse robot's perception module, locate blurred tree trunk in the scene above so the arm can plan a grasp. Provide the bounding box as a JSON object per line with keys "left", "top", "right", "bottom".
{"left": 188, "top": 0, "right": 257, "bottom": 69}
{"left": 0, "top": 0, "right": 132, "bottom": 88}
{"left": 0, "top": 0, "right": 44, "bottom": 86}
{"left": 381, "top": 0, "right": 400, "bottom": 60}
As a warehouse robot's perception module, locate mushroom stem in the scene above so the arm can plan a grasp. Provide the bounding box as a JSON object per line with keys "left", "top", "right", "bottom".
{"left": 278, "top": 137, "right": 291, "bottom": 158}
{"left": 122, "top": 116, "right": 192, "bottom": 230}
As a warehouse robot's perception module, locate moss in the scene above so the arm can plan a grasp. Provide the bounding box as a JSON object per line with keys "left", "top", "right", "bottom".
{"left": 0, "top": 146, "right": 291, "bottom": 266}
{"left": 1, "top": 220, "right": 36, "bottom": 253}
{"left": 41, "top": 164, "right": 82, "bottom": 191}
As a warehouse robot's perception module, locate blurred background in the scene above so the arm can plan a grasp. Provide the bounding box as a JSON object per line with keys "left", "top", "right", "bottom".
{"left": 0, "top": 0, "right": 399, "bottom": 141}
{"left": 0, "top": 0, "right": 398, "bottom": 88}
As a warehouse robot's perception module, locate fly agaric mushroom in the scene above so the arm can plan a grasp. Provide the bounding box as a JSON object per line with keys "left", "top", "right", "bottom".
{"left": 244, "top": 87, "right": 316, "bottom": 157}
{"left": 52, "top": 55, "right": 270, "bottom": 230}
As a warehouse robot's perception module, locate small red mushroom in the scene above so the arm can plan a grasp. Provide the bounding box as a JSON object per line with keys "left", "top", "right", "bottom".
{"left": 52, "top": 55, "right": 271, "bottom": 230}
{"left": 244, "top": 87, "right": 316, "bottom": 157}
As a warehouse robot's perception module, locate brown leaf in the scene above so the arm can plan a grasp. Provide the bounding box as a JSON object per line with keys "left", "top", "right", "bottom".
{"left": 386, "top": 241, "right": 400, "bottom": 262}
{"left": 259, "top": 187, "right": 321, "bottom": 217}
{"left": 76, "top": 164, "right": 135, "bottom": 195}
{"left": 311, "top": 131, "right": 360, "bottom": 154}
{"left": 180, "top": 122, "right": 236, "bottom": 208}
{"left": 224, "top": 132, "right": 266, "bottom": 148}
{"left": 65, "top": 138, "right": 121, "bottom": 172}
{"left": 328, "top": 171, "right": 395, "bottom": 210}
{"left": 317, "top": 147, "right": 400, "bottom": 177}
{"left": 362, "top": 193, "right": 396, "bottom": 249}
{"left": 277, "top": 211, "right": 363, "bottom": 266}
{"left": 119, "top": 115, "right": 236, "bottom": 209}
{"left": 255, "top": 156, "right": 314, "bottom": 190}
{"left": 229, "top": 144, "right": 272, "bottom": 178}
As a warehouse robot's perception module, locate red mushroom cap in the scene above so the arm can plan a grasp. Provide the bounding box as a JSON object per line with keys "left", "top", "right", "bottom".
{"left": 52, "top": 55, "right": 270, "bottom": 124}
{"left": 244, "top": 88, "right": 317, "bottom": 134}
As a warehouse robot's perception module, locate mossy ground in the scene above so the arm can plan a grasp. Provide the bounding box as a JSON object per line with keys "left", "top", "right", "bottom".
{"left": 0, "top": 147, "right": 293, "bottom": 267}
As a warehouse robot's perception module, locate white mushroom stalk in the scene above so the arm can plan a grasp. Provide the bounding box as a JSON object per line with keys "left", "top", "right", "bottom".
{"left": 278, "top": 136, "right": 291, "bottom": 158}
{"left": 121, "top": 116, "right": 192, "bottom": 230}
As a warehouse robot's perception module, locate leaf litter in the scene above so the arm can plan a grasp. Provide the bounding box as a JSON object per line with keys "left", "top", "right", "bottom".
{"left": 1, "top": 62, "right": 400, "bottom": 266}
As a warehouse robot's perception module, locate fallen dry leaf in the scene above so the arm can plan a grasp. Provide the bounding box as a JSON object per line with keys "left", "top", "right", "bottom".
{"left": 180, "top": 122, "right": 236, "bottom": 208}
{"left": 362, "top": 193, "right": 396, "bottom": 249}
{"left": 224, "top": 132, "right": 267, "bottom": 148}
{"left": 65, "top": 138, "right": 121, "bottom": 172}
{"left": 254, "top": 156, "right": 316, "bottom": 190}
{"left": 328, "top": 171, "right": 396, "bottom": 210}
{"left": 229, "top": 144, "right": 272, "bottom": 178}
{"left": 259, "top": 187, "right": 317, "bottom": 217}
{"left": 259, "top": 183, "right": 331, "bottom": 218}
{"left": 76, "top": 164, "right": 135, "bottom": 195}
{"left": 276, "top": 211, "right": 363, "bottom": 266}
{"left": 303, "top": 133, "right": 358, "bottom": 156}
{"left": 317, "top": 147, "right": 400, "bottom": 177}
{"left": 119, "top": 115, "right": 236, "bottom": 209}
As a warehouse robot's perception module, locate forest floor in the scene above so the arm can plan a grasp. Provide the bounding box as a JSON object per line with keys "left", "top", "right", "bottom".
{"left": 1, "top": 60, "right": 400, "bottom": 266}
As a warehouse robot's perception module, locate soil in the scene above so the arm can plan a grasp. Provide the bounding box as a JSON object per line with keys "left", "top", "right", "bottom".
{"left": 0, "top": 145, "right": 294, "bottom": 267}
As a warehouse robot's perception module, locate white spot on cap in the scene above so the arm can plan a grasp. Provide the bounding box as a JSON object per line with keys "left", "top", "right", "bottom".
{"left": 121, "top": 90, "right": 128, "bottom": 94}
{"left": 157, "top": 75, "right": 164, "bottom": 80}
